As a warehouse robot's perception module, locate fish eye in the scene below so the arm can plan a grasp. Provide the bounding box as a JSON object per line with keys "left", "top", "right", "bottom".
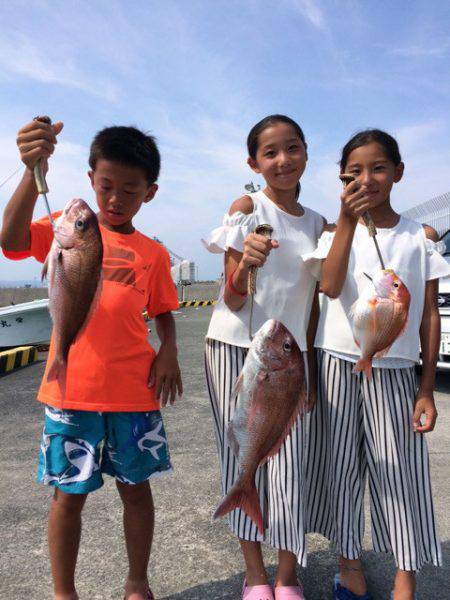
{"left": 283, "top": 341, "right": 292, "bottom": 352}
{"left": 75, "top": 219, "right": 85, "bottom": 230}
{"left": 393, "top": 282, "right": 399, "bottom": 288}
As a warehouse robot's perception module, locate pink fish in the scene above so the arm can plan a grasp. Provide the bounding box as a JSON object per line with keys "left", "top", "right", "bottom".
{"left": 351, "top": 269, "right": 411, "bottom": 379}
{"left": 43, "top": 199, "right": 103, "bottom": 392}
{"left": 214, "top": 319, "right": 306, "bottom": 534}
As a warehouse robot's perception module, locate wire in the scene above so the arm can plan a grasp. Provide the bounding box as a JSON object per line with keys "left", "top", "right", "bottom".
{"left": 0, "top": 165, "right": 22, "bottom": 189}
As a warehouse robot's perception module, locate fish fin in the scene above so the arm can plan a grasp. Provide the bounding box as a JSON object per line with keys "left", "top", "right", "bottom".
{"left": 47, "top": 357, "right": 67, "bottom": 397}
{"left": 353, "top": 358, "right": 372, "bottom": 380}
{"left": 230, "top": 372, "right": 244, "bottom": 403}
{"left": 227, "top": 422, "right": 240, "bottom": 459}
{"left": 42, "top": 256, "right": 49, "bottom": 281}
{"left": 213, "top": 478, "right": 264, "bottom": 534}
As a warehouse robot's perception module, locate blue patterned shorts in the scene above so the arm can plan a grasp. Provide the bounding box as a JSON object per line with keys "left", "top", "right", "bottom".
{"left": 37, "top": 406, "right": 172, "bottom": 494}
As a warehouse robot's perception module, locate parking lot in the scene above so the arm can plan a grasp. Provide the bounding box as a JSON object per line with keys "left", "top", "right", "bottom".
{"left": 0, "top": 306, "right": 449, "bottom": 599}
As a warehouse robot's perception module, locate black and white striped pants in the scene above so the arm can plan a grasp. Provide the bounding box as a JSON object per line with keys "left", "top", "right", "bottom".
{"left": 205, "top": 338, "right": 308, "bottom": 566}
{"left": 306, "top": 350, "right": 442, "bottom": 571}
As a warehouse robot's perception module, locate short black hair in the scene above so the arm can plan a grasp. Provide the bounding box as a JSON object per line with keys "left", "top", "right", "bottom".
{"left": 89, "top": 126, "right": 161, "bottom": 184}
{"left": 340, "top": 129, "right": 402, "bottom": 171}
{"left": 247, "top": 114, "right": 307, "bottom": 159}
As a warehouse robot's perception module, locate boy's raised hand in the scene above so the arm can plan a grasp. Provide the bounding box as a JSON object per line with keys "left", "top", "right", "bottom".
{"left": 17, "top": 119, "right": 64, "bottom": 171}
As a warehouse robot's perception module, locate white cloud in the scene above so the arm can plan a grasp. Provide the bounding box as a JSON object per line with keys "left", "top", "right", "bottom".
{"left": 283, "top": 0, "right": 326, "bottom": 29}
{"left": 389, "top": 42, "right": 449, "bottom": 58}
{"left": 0, "top": 33, "right": 120, "bottom": 102}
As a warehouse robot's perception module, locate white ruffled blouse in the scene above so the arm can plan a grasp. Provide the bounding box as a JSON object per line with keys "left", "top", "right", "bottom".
{"left": 202, "top": 190, "right": 325, "bottom": 349}
{"left": 304, "top": 217, "right": 450, "bottom": 366}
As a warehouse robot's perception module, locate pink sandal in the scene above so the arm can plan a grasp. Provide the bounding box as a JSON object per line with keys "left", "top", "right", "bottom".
{"left": 274, "top": 583, "right": 306, "bottom": 600}
{"left": 242, "top": 579, "right": 275, "bottom": 600}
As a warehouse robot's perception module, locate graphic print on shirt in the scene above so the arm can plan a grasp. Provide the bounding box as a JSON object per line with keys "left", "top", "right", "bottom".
{"left": 102, "top": 245, "right": 150, "bottom": 296}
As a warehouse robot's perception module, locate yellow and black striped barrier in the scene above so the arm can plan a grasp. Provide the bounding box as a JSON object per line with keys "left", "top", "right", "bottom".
{"left": 0, "top": 346, "right": 38, "bottom": 374}
{"left": 143, "top": 300, "right": 217, "bottom": 321}
{"left": 179, "top": 300, "right": 217, "bottom": 308}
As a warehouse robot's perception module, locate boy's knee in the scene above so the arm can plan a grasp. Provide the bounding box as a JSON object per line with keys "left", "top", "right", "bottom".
{"left": 52, "top": 488, "right": 88, "bottom": 513}
{"left": 116, "top": 479, "right": 152, "bottom": 506}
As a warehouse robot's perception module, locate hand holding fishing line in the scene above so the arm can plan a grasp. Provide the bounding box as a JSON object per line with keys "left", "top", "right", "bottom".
{"left": 16, "top": 116, "right": 64, "bottom": 229}
{"left": 247, "top": 224, "right": 275, "bottom": 339}
{"left": 340, "top": 173, "right": 386, "bottom": 269}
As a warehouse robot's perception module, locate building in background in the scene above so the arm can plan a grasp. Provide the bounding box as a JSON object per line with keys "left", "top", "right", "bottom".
{"left": 402, "top": 191, "right": 450, "bottom": 238}
{"left": 170, "top": 260, "right": 196, "bottom": 284}
{"left": 152, "top": 236, "right": 197, "bottom": 284}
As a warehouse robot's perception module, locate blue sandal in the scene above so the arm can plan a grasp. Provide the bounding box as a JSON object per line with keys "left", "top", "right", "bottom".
{"left": 333, "top": 574, "right": 373, "bottom": 600}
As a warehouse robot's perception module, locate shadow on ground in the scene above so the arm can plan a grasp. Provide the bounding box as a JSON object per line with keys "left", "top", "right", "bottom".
{"left": 160, "top": 542, "right": 449, "bottom": 600}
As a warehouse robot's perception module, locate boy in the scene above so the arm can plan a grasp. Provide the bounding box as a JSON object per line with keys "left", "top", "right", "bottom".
{"left": 1, "top": 119, "right": 183, "bottom": 600}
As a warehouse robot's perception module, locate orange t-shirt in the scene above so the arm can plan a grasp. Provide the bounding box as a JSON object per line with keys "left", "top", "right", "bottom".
{"left": 3, "top": 213, "right": 179, "bottom": 412}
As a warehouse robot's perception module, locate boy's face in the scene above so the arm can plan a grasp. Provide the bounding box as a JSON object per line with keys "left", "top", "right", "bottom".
{"left": 88, "top": 159, "right": 158, "bottom": 233}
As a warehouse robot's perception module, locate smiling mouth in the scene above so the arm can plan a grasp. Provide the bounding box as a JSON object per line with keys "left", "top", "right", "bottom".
{"left": 108, "top": 210, "right": 124, "bottom": 216}
{"left": 277, "top": 171, "right": 296, "bottom": 177}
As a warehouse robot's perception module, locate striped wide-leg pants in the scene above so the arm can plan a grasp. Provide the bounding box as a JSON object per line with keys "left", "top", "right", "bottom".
{"left": 306, "top": 350, "right": 442, "bottom": 571}
{"left": 205, "top": 338, "right": 308, "bottom": 566}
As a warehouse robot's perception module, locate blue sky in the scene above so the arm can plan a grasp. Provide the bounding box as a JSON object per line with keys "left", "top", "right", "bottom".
{"left": 0, "top": 0, "right": 449, "bottom": 281}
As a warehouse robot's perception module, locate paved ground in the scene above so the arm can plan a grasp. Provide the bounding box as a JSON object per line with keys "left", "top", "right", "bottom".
{"left": 0, "top": 306, "right": 449, "bottom": 599}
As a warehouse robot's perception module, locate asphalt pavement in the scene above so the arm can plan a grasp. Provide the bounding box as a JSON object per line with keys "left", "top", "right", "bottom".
{"left": 0, "top": 306, "right": 449, "bottom": 599}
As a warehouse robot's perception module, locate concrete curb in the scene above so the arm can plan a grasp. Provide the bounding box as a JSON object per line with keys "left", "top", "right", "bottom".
{"left": 0, "top": 346, "right": 38, "bottom": 374}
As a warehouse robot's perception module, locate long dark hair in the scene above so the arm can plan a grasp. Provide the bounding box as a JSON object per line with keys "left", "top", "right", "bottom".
{"left": 247, "top": 115, "right": 307, "bottom": 199}
{"left": 340, "top": 129, "right": 402, "bottom": 172}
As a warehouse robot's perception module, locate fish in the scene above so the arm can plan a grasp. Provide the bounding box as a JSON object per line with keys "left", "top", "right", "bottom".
{"left": 350, "top": 268, "right": 411, "bottom": 379}
{"left": 43, "top": 198, "right": 103, "bottom": 392}
{"left": 213, "top": 319, "right": 306, "bottom": 534}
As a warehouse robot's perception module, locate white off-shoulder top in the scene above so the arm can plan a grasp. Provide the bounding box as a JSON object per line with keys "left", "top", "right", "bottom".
{"left": 202, "top": 190, "right": 324, "bottom": 350}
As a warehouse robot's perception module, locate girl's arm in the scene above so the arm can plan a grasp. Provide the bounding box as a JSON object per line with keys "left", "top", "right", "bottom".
{"left": 305, "top": 283, "right": 320, "bottom": 410}
{"left": 320, "top": 180, "right": 370, "bottom": 298}
{"left": 223, "top": 196, "right": 278, "bottom": 312}
{"left": 414, "top": 225, "right": 441, "bottom": 433}
{"left": 1, "top": 120, "right": 63, "bottom": 251}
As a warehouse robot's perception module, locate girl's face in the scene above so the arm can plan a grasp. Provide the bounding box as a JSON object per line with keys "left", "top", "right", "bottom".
{"left": 344, "top": 142, "right": 404, "bottom": 208}
{"left": 248, "top": 123, "right": 307, "bottom": 192}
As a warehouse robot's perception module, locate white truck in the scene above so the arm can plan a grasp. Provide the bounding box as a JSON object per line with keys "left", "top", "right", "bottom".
{"left": 437, "top": 229, "right": 450, "bottom": 370}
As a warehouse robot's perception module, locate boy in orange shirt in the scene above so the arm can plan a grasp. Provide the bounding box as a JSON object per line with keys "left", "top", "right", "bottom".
{"left": 1, "top": 119, "right": 183, "bottom": 600}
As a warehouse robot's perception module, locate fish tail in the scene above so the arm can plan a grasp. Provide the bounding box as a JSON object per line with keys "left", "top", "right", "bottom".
{"left": 213, "top": 478, "right": 264, "bottom": 534}
{"left": 47, "top": 357, "right": 67, "bottom": 397}
{"left": 353, "top": 358, "right": 373, "bottom": 380}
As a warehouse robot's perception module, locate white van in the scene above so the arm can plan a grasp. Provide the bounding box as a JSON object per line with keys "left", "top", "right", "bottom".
{"left": 438, "top": 229, "right": 450, "bottom": 369}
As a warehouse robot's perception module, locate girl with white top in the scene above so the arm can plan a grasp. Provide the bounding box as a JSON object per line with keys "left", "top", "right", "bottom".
{"left": 203, "top": 115, "right": 324, "bottom": 600}
{"left": 304, "top": 129, "right": 449, "bottom": 600}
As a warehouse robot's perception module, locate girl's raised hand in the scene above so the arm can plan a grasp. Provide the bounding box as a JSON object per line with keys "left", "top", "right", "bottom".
{"left": 16, "top": 119, "right": 64, "bottom": 171}
{"left": 241, "top": 232, "right": 279, "bottom": 270}
{"left": 340, "top": 179, "right": 371, "bottom": 221}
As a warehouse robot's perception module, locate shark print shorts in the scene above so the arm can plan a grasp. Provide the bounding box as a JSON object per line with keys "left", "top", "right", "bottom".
{"left": 37, "top": 406, "right": 172, "bottom": 494}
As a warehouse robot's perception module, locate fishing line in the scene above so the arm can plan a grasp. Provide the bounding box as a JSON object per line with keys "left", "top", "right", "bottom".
{"left": 0, "top": 165, "right": 22, "bottom": 189}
